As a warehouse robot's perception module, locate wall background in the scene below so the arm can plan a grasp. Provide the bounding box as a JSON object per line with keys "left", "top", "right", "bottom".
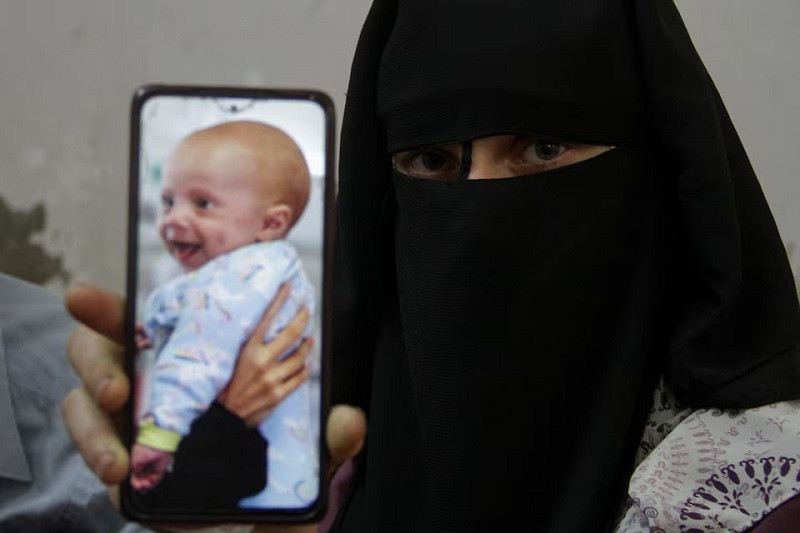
{"left": 0, "top": 0, "right": 798, "bottom": 293}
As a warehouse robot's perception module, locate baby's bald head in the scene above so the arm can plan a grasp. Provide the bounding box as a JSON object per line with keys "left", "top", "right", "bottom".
{"left": 169, "top": 121, "right": 311, "bottom": 230}
{"left": 159, "top": 121, "right": 310, "bottom": 270}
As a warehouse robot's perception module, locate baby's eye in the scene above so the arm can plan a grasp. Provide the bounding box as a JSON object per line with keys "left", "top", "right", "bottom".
{"left": 392, "top": 146, "right": 461, "bottom": 180}
{"left": 196, "top": 198, "right": 214, "bottom": 209}
{"left": 161, "top": 195, "right": 174, "bottom": 209}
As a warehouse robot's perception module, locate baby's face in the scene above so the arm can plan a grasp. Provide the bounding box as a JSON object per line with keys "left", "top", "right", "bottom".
{"left": 158, "top": 142, "right": 266, "bottom": 271}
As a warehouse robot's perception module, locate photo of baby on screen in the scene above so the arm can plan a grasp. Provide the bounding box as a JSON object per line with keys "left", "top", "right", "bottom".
{"left": 132, "top": 118, "right": 319, "bottom": 509}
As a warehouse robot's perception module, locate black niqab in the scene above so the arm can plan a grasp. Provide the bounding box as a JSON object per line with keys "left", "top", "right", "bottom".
{"left": 332, "top": 1, "right": 800, "bottom": 531}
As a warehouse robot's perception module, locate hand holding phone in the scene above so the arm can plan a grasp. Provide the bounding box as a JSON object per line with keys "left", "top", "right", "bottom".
{"left": 64, "top": 285, "right": 318, "bottom": 469}
{"left": 63, "top": 282, "right": 368, "bottom": 491}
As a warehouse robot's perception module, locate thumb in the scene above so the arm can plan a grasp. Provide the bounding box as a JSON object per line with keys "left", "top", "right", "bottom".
{"left": 326, "top": 404, "right": 367, "bottom": 469}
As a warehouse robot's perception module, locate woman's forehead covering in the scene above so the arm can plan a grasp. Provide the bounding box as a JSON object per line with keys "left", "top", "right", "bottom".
{"left": 377, "top": 0, "right": 643, "bottom": 152}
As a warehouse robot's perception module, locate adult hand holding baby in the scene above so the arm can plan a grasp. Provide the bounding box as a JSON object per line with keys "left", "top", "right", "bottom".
{"left": 62, "top": 283, "right": 366, "bottom": 530}
{"left": 215, "top": 287, "right": 313, "bottom": 429}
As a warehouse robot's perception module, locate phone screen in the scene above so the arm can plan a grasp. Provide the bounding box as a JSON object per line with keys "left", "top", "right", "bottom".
{"left": 123, "top": 86, "right": 333, "bottom": 522}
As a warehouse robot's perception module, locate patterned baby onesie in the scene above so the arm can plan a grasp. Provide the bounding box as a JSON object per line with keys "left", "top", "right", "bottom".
{"left": 140, "top": 240, "right": 317, "bottom": 508}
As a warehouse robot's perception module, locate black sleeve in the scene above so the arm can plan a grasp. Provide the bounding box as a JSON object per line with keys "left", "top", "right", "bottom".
{"left": 133, "top": 401, "right": 267, "bottom": 509}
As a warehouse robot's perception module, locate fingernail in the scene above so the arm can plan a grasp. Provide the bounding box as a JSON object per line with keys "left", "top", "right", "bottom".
{"left": 93, "top": 377, "right": 111, "bottom": 402}
{"left": 91, "top": 450, "right": 116, "bottom": 478}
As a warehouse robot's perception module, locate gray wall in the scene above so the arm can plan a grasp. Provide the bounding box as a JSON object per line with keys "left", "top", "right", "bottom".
{"left": 0, "top": 0, "right": 798, "bottom": 292}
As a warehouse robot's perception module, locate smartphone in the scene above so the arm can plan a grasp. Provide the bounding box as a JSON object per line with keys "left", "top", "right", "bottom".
{"left": 123, "top": 85, "right": 334, "bottom": 522}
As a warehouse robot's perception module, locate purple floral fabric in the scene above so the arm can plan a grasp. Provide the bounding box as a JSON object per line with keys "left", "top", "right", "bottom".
{"left": 619, "top": 399, "right": 800, "bottom": 532}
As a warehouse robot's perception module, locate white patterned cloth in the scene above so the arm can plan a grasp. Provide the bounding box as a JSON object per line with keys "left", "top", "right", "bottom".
{"left": 618, "top": 396, "right": 800, "bottom": 532}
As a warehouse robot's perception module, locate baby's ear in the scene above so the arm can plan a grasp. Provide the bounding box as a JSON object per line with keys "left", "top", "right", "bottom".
{"left": 257, "top": 204, "right": 293, "bottom": 242}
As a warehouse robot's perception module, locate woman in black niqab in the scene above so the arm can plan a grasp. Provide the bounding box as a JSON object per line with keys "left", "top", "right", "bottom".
{"left": 331, "top": 0, "right": 800, "bottom": 531}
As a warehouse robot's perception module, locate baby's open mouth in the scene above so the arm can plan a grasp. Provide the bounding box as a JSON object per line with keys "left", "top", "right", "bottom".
{"left": 171, "top": 241, "right": 202, "bottom": 264}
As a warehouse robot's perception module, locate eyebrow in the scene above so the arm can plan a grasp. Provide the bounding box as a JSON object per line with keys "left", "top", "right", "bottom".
{"left": 185, "top": 186, "right": 220, "bottom": 198}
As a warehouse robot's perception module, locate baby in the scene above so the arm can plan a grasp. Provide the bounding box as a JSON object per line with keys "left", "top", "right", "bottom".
{"left": 131, "top": 121, "right": 317, "bottom": 508}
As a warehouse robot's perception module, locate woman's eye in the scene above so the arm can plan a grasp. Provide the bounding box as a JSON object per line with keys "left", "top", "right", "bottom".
{"left": 393, "top": 147, "right": 461, "bottom": 180}
{"left": 417, "top": 150, "right": 452, "bottom": 171}
{"left": 521, "top": 140, "right": 567, "bottom": 164}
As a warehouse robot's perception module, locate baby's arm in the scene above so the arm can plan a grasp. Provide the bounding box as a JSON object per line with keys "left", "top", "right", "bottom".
{"left": 140, "top": 258, "right": 288, "bottom": 450}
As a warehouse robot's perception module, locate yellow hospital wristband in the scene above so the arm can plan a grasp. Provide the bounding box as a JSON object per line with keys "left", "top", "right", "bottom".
{"left": 137, "top": 418, "right": 182, "bottom": 452}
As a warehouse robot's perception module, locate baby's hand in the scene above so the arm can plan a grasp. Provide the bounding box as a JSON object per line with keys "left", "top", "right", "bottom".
{"left": 130, "top": 443, "right": 173, "bottom": 492}
{"left": 134, "top": 323, "right": 151, "bottom": 350}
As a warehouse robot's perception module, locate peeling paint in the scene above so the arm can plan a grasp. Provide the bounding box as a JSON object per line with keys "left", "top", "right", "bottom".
{"left": 0, "top": 195, "right": 70, "bottom": 286}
